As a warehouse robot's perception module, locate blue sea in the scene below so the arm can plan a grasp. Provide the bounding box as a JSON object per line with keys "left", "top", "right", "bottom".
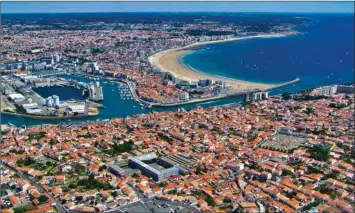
{"left": 1, "top": 13, "right": 354, "bottom": 126}
{"left": 183, "top": 14, "right": 354, "bottom": 96}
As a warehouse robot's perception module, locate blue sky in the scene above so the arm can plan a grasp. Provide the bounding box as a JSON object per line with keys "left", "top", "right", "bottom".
{"left": 2, "top": 2, "right": 354, "bottom": 14}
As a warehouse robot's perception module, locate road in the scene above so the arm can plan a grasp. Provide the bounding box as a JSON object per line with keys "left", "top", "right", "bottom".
{"left": 0, "top": 161, "right": 67, "bottom": 213}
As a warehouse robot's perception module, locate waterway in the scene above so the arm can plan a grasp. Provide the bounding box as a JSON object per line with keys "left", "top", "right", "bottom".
{"left": 1, "top": 75, "right": 244, "bottom": 126}
{"left": 33, "top": 86, "right": 84, "bottom": 101}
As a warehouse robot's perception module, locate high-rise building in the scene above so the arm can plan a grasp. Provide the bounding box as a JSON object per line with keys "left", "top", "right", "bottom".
{"left": 52, "top": 95, "right": 60, "bottom": 106}
{"left": 55, "top": 54, "right": 60, "bottom": 63}
{"left": 89, "top": 81, "right": 104, "bottom": 101}
{"left": 312, "top": 85, "right": 337, "bottom": 96}
{"left": 91, "top": 62, "right": 99, "bottom": 73}
{"left": 46, "top": 96, "right": 54, "bottom": 106}
{"left": 198, "top": 79, "right": 213, "bottom": 87}
{"left": 253, "top": 92, "right": 269, "bottom": 100}
{"left": 336, "top": 85, "right": 354, "bottom": 94}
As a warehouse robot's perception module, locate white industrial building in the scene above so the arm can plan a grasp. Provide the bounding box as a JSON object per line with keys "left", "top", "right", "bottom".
{"left": 9, "top": 93, "right": 25, "bottom": 102}
{"left": 46, "top": 96, "right": 54, "bottom": 106}
{"left": 25, "top": 108, "right": 43, "bottom": 114}
{"left": 22, "top": 103, "right": 38, "bottom": 109}
{"left": 52, "top": 95, "right": 60, "bottom": 106}
{"left": 68, "top": 103, "right": 86, "bottom": 114}
{"left": 178, "top": 92, "right": 190, "bottom": 101}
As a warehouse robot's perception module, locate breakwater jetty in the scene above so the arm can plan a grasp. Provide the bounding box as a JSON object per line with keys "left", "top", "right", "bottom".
{"left": 262, "top": 78, "right": 301, "bottom": 92}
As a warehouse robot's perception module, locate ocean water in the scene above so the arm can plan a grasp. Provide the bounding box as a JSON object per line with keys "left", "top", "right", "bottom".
{"left": 1, "top": 13, "right": 354, "bottom": 126}
{"left": 183, "top": 14, "right": 354, "bottom": 95}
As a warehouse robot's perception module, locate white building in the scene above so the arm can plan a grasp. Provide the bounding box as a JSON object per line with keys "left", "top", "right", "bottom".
{"left": 46, "top": 96, "right": 53, "bottom": 106}
{"left": 52, "top": 95, "right": 60, "bottom": 106}
{"left": 55, "top": 54, "right": 61, "bottom": 63}
{"left": 8, "top": 93, "right": 25, "bottom": 102}
{"left": 313, "top": 85, "right": 337, "bottom": 96}
{"left": 25, "top": 108, "right": 43, "bottom": 114}
{"left": 68, "top": 103, "right": 86, "bottom": 114}
{"left": 179, "top": 92, "right": 190, "bottom": 101}
{"left": 91, "top": 62, "right": 99, "bottom": 73}
{"left": 88, "top": 82, "right": 104, "bottom": 101}
{"left": 253, "top": 92, "right": 269, "bottom": 100}
{"left": 22, "top": 103, "right": 38, "bottom": 109}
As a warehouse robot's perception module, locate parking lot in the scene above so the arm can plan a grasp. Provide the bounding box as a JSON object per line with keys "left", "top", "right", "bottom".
{"left": 119, "top": 199, "right": 195, "bottom": 213}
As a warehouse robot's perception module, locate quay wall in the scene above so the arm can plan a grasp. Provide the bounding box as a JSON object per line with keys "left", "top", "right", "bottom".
{"left": 69, "top": 72, "right": 300, "bottom": 108}
{"left": 139, "top": 78, "right": 301, "bottom": 107}
{"left": 2, "top": 111, "right": 97, "bottom": 120}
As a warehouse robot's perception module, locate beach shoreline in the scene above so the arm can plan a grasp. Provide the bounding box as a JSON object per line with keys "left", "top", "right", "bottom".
{"left": 149, "top": 33, "right": 293, "bottom": 89}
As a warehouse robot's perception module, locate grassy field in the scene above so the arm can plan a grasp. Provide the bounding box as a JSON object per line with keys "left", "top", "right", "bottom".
{"left": 1, "top": 96, "right": 16, "bottom": 112}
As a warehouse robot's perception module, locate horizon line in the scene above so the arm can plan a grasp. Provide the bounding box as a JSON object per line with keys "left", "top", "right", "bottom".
{"left": 3, "top": 11, "right": 354, "bottom": 14}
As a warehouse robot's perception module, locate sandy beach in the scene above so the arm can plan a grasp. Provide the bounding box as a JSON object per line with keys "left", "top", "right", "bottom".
{"left": 150, "top": 33, "right": 288, "bottom": 89}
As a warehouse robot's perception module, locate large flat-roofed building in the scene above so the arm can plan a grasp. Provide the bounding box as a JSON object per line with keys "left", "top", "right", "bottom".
{"left": 129, "top": 152, "right": 179, "bottom": 181}
{"left": 108, "top": 164, "right": 138, "bottom": 178}
{"left": 158, "top": 155, "right": 195, "bottom": 174}
{"left": 336, "top": 85, "right": 354, "bottom": 94}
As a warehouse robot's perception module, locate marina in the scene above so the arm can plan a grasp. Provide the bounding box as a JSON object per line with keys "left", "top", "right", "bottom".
{"left": 118, "top": 84, "right": 133, "bottom": 101}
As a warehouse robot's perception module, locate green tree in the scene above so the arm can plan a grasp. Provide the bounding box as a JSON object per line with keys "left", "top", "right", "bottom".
{"left": 282, "top": 92, "right": 292, "bottom": 100}
{"left": 205, "top": 197, "right": 216, "bottom": 207}
{"left": 309, "top": 144, "right": 331, "bottom": 162}
{"left": 223, "top": 197, "right": 232, "bottom": 203}
{"left": 304, "top": 107, "right": 314, "bottom": 115}
{"left": 74, "top": 164, "right": 86, "bottom": 174}
{"left": 195, "top": 165, "right": 201, "bottom": 175}
{"left": 13, "top": 207, "right": 26, "bottom": 213}
{"left": 77, "top": 179, "right": 88, "bottom": 186}
{"left": 68, "top": 183, "right": 77, "bottom": 189}
{"left": 49, "top": 138, "right": 57, "bottom": 145}
{"left": 38, "top": 195, "right": 49, "bottom": 203}
{"left": 111, "top": 191, "right": 118, "bottom": 197}
{"left": 202, "top": 166, "right": 208, "bottom": 173}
